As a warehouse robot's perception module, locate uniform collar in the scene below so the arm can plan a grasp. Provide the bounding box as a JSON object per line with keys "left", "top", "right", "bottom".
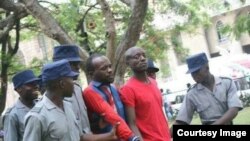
{"left": 196, "top": 76, "right": 221, "bottom": 90}
{"left": 43, "top": 93, "right": 57, "bottom": 110}
{"left": 15, "top": 98, "right": 28, "bottom": 109}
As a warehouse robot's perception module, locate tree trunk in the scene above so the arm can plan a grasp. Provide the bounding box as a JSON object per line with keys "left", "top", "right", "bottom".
{"left": 20, "top": 0, "right": 74, "bottom": 44}
{"left": 20, "top": 0, "right": 90, "bottom": 68}
{"left": 113, "top": 0, "right": 148, "bottom": 86}
{"left": 99, "top": 0, "right": 116, "bottom": 64}
{"left": 0, "top": 1, "right": 23, "bottom": 115}
{"left": 0, "top": 35, "right": 9, "bottom": 115}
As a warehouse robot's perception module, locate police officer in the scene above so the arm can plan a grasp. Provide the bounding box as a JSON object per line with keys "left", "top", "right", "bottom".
{"left": 173, "top": 52, "right": 243, "bottom": 126}
{"left": 23, "top": 60, "right": 118, "bottom": 141}
{"left": 146, "top": 59, "right": 159, "bottom": 80}
{"left": 52, "top": 45, "right": 91, "bottom": 134}
{"left": 3, "top": 70, "right": 40, "bottom": 141}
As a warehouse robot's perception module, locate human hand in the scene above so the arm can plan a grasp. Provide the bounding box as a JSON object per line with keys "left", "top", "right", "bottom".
{"left": 109, "top": 122, "right": 120, "bottom": 140}
{"left": 99, "top": 113, "right": 109, "bottom": 129}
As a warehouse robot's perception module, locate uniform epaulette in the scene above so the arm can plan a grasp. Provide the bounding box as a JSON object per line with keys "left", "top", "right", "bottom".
{"left": 187, "top": 84, "right": 197, "bottom": 92}
{"left": 4, "top": 107, "right": 14, "bottom": 114}
{"left": 30, "top": 106, "right": 42, "bottom": 113}
{"left": 219, "top": 76, "right": 233, "bottom": 81}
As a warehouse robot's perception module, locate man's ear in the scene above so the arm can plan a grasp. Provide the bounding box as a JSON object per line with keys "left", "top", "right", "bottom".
{"left": 16, "top": 87, "right": 23, "bottom": 94}
{"left": 59, "top": 80, "right": 64, "bottom": 88}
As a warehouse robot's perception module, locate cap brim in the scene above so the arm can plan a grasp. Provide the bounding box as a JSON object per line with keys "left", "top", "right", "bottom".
{"left": 147, "top": 67, "right": 159, "bottom": 72}
{"left": 23, "top": 78, "right": 41, "bottom": 85}
{"left": 66, "top": 71, "right": 79, "bottom": 78}
{"left": 67, "top": 57, "right": 82, "bottom": 62}
{"left": 53, "top": 57, "right": 83, "bottom": 62}
{"left": 186, "top": 66, "right": 202, "bottom": 74}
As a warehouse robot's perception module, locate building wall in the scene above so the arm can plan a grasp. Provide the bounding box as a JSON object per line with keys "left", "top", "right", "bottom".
{"left": 162, "top": 5, "right": 250, "bottom": 88}
{"left": 180, "top": 27, "right": 210, "bottom": 56}
{"left": 180, "top": 5, "right": 250, "bottom": 57}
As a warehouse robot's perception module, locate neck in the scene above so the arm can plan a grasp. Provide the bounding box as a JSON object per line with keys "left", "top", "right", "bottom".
{"left": 133, "top": 71, "right": 150, "bottom": 84}
{"left": 20, "top": 98, "right": 35, "bottom": 109}
{"left": 46, "top": 90, "right": 64, "bottom": 110}
{"left": 202, "top": 74, "right": 214, "bottom": 91}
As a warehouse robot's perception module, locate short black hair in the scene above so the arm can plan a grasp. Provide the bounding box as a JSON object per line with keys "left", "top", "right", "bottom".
{"left": 86, "top": 53, "right": 104, "bottom": 75}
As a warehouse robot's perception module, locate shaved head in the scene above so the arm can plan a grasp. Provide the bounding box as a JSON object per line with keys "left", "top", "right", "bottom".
{"left": 125, "top": 46, "right": 142, "bottom": 61}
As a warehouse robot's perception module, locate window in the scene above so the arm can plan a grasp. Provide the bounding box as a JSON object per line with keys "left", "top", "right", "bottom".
{"left": 216, "top": 21, "right": 228, "bottom": 43}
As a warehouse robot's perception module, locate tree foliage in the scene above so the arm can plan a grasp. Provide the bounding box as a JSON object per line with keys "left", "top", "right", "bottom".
{"left": 0, "top": 0, "right": 249, "bottom": 115}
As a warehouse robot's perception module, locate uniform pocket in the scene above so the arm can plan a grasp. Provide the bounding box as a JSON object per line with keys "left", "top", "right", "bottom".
{"left": 49, "top": 133, "right": 61, "bottom": 141}
{"left": 197, "top": 103, "right": 210, "bottom": 119}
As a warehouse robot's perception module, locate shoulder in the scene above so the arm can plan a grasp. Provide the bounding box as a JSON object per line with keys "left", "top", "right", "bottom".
{"left": 218, "top": 77, "right": 234, "bottom": 87}
{"left": 29, "top": 102, "right": 44, "bottom": 114}
{"left": 187, "top": 84, "right": 198, "bottom": 93}
{"left": 25, "top": 104, "right": 44, "bottom": 123}
{"left": 4, "top": 106, "right": 15, "bottom": 115}
{"left": 219, "top": 76, "right": 233, "bottom": 82}
{"left": 83, "top": 85, "right": 95, "bottom": 95}
{"left": 74, "top": 82, "right": 82, "bottom": 88}
{"left": 74, "top": 82, "right": 83, "bottom": 92}
{"left": 3, "top": 106, "right": 16, "bottom": 122}
{"left": 30, "top": 107, "right": 42, "bottom": 113}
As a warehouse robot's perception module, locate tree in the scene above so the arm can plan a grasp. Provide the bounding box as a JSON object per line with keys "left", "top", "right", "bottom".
{"left": 0, "top": 0, "right": 249, "bottom": 115}
{"left": 0, "top": 0, "right": 148, "bottom": 114}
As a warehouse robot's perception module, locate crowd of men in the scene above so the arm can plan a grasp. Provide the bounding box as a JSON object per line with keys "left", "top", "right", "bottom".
{"left": 1, "top": 45, "right": 243, "bottom": 141}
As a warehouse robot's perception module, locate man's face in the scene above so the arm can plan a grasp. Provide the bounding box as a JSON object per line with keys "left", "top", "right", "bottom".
{"left": 127, "top": 48, "right": 148, "bottom": 72}
{"left": 191, "top": 65, "right": 209, "bottom": 83}
{"left": 60, "top": 77, "right": 74, "bottom": 97}
{"left": 92, "top": 56, "right": 114, "bottom": 84}
{"left": 69, "top": 61, "right": 81, "bottom": 73}
{"left": 18, "top": 81, "right": 40, "bottom": 101}
{"left": 147, "top": 71, "right": 157, "bottom": 79}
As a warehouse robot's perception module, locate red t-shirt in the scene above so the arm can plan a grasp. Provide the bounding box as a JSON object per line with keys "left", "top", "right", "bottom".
{"left": 120, "top": 77, "right": 171, "bottom": 141}
{"left": 83, "top": 85, "right": 133, "bottom": 140}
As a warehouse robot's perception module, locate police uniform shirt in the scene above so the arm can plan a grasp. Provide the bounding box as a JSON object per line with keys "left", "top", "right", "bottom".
{"left": 176, "top": 77, "right": 243, "bottom": 124}
{"left": 64, "top": 82, "right": 91, "bottom": 133}
{"left": 23, "top": 94, "right": 82, "bottom": 141}
{"left": 3, "top": 99, "right": 31, "bottom": 141}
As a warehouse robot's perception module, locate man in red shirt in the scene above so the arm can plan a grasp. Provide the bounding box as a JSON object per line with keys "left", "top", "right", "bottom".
{"left": 83, "top": 54, "right": 139, "bottom": 141}
{"left": 120, "top": 46, "right": 171, "bottom": 141}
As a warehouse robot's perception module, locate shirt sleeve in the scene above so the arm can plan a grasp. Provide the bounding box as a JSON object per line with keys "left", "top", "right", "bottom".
{"left": 23, "top": 116, "right": 42, "bottom": 141}
{"left": 3, "top": 114, "right": 18, "bottom": 141}
{"left": 175, "top": 93, "right": 195, "bottom": 124}
{"left": 227, "top": 79, "right": 243, "bottom": 109}
{"left": 83, "top": 88, "right": 133, "bottom": 140}
{"left": 119, "top": 86, "right": 136, "bottom": 107}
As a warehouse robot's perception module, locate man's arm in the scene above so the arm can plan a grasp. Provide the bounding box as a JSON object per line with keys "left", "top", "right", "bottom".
{"left": 125, "top": 106, "right": 143, "bottom": 141}
{"left": 3, "top": 114, "right": 18, "bottom": 141}
{"left": 212, "top": 78, "right": 242, "bottom": 125}
{"left": 83, "top": 88, "right": 135, "bottom": 140}
{"left": 23, "top": 116, "right": 42, "bottom": 141}
{"left": 80, "top": 123, "right": 119, "bottom": 141}
{"left": 212, "top": 107, "right": 239, "bottom": 125}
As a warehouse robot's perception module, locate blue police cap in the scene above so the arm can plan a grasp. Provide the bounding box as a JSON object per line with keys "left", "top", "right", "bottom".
{"left": 42, "top": 59, "right": 79, "bottom": 82}
{"left": 186, "top": 52, "right": 208, "bottom": 73}
{"left": 147, "top": 59, "right": 159, "bottom": 72}
{"left": 12, "top": 70, "right": 40, "bottom": 89}
{"left": 53, "top": 45, "right": 82, "bottom": 62}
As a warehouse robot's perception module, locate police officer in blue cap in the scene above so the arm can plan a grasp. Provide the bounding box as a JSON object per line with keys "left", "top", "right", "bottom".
{"left": 3, "top": 70, "right": 40, "bottom": 141}
{"left": 52, "top": 45, "right": 91, "bottom": 134}
{"left": 146, "top": 59, "right": 159, "bottom": 80}
{"left": 23, "top": 60, "right": 118, "bottom": 141}
{"left": 172, "top": 52, "right": 243, "bottom": 127}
